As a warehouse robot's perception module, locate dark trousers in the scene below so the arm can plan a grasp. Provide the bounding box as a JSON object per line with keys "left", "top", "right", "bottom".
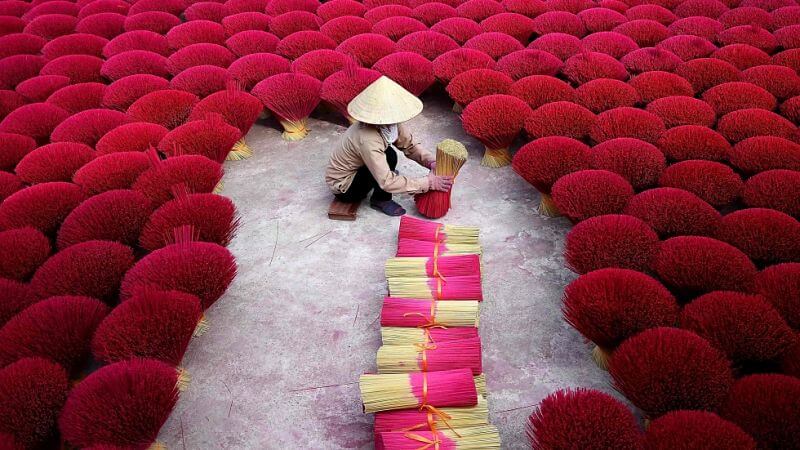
{"left": 336, "top": 147, "right": 397, "bottom": 203}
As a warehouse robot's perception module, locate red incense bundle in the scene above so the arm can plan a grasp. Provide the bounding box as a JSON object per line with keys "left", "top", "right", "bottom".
{"left": 397, "top": 238, "right": 481, "bottom": 257}
{"left": 415, "top": 139, "right": 469, "bottom": 219}
{"left": 377, "top": 425, "right": 501, "bottom": 449}
{"left": 377, "top": 337, "right": 483, "bottom": 375}
{"left": 381, "top": 297, "right": 479, "bottom": 328}
{"left": 381, "top": 327, "right": 480, "bottom": 346}
{"left": 374, "top": 397, "right": 489, "bottom": 434}
{"left": 359, "top": 368, "right": 478, "bottom": 413}
{"left": 385, "top": 255, "right": 481, "bottom": 278}
{"left": 398, "top": 216, "right": 479, "bottom": 245}
{"left": 387, "top": 275, "right": 483, "bottom": 301}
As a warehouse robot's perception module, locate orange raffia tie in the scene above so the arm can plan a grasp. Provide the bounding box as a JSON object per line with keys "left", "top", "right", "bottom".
{"left": 403, "top": 300, "right": 447, "bottom": 329}
{"left": 414, "top": 342, "right": 437, "bottom": 372}
{"left": 431, "top": 225, "right": 447, "bottom": 300}
{"left": 402, "top": 405, "right": 463, "bottom": 438}
{"left": 403, "top": 431, "right": 441, "bottom": 450}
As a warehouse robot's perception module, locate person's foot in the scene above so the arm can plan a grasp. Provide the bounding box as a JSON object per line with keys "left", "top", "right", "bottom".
{"left": 370, "top": 199, "right": 406, "bottom": 216}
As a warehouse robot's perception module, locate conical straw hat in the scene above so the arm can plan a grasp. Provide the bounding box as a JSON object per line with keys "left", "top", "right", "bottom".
{"left": 347, "top": 76, "right": 424, "bottom": 125}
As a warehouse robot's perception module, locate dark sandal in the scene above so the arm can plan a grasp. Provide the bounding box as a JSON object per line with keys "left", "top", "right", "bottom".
{"left": 370, "top": 200, "right": 406, "bottom": 216}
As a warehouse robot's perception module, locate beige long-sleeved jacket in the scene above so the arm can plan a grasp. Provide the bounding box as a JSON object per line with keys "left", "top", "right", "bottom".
{"left": 325, "top": 122, "right": 436, "bottom": 195}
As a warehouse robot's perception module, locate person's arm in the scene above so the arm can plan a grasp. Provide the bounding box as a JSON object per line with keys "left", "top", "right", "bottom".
{"left": 361, "top": 136, "right": 431, "bottom": 195}
{"left": 394, "top": 123, "right": 436, "bottom": 169}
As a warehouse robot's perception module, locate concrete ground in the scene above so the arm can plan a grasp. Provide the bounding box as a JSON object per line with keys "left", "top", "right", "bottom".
{"left": 160, "top": 94, "right": 616, "bottom": 449}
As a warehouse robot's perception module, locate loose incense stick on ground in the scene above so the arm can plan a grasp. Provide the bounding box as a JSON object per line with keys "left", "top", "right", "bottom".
{"left": 359, "top": 368, "right": 478, "bottom": 413}
{"left": 397, "top": 239, "right": 482, "bottom": 257}
{"left": 387, "top": 275, "right": 483, "bottom": 300}
{"left": 381, "top": 327, "right": 480, "bottom": 346}
{"left": 376, "top": 425, "right": 501, "bottom": 449}
{"left": 381, "top": 297, "right": 480, "bottom": 328}
{"left": 399, "top": 216, "right": 480, "bottom": 245}
{"left": 415, "top": 139, "right": 469, "bottom": 219}
{"left": 377, "top": 337, "right": 483, "bottom": 375}
{"left": 374, "top": 397, "right": 490, "bottom": 434}
{"left": 385, "top": 255, "right": 481, "bottom": 279}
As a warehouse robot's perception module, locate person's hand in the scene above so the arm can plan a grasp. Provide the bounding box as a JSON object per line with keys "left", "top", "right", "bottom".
{"left": 428, "top": 174, "right": 453, "bottom": 192}
{"left": 428, "top": 160, "right": 437, "bottom": 171}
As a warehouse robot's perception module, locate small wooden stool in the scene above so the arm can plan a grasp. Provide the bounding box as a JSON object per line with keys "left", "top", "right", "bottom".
{"left": 328, "top": 198, "right": 360, "bottom": 221}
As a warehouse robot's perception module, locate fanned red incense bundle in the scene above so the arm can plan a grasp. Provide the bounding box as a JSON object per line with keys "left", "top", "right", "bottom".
{"left": 385, "top": 255, "right": 480, "bottom": 278}
{"left": 388, "top": 275, "right": 482, "bottom": 300}
{"left": 0, "top": 227, "right": 50, "bottom": 281}
{"left": 56, "top": 189, "right": 153, "bottom": 250}
{"left": 461, "top": 94, "right": 532, "bottom": 168}
{"left": 377, "top": 337, "right": 482, "bottom": 374}
{"left": 30, "top": 240, "right": 135, "bottom": 302}
{"left": 120, "top": 228, "right": 237, "bottom": 309}
{"left": 527, "top": 388, "right": 644, "bottom": 450}
{"left": 92, "top": 289, "right": 204, "bottom": 365}
{"left": 127, "top": 89, "right": 198, "bottom": 130}
{"left": 0, "top": 295, "right": 109, "bottom": 372}
{"left": 139, "top": 189, "right": 239, "bottom": 251}
{"left": 645, "top": 411, "right": 755, "bottom": 450}
{"left": 445, "top": 69, "right": 513, "bottom": 111}
{"left": 252, "top": 73, "right": 321, "bottom": 141}
{"left": 47, "top": 82, "right": 107, "bottom": 114}
{"left": 95, "top": 122, "right": 168, "bottom": 155}
{"left": 158, "top": 114, "right": 241, "bottom": 162}
{"left": 320, "top": 66, "right": 381, "bottom": 123}
{"left": 373, "top": 52, "right": 435, "bottom": 97}
{"left": 415, "top": 139, "right": 468, "bottom": 219}
{"left": 15, "top": 142, "right": 94, "bottom": 184}
{"left": 0, "top": 357, "right": 69, "bottom": 449}
{"left": 132, "top": 153, "right": 224, "bottom": 207}
{"left": 397, "top": 239, "right": 481, "bottom": 257}
{"left": 73, "top": 152, "right": 151, "bottom": 195}
{"left": 102, "top": 74, "right": 169, "bottom": 112}
{"left": 0, "top": 182, "right": 85, "bottom": 235}
{"left": 359, "top": 368, "right": 478, "bottom": 413}
{"left": 58, "top": 358, "right": 181, "bottom": 449}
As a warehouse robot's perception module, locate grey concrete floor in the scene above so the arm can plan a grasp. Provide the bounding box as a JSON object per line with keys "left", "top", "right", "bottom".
{"left": 160, "top": 94, "right": 616, "bottom": 449}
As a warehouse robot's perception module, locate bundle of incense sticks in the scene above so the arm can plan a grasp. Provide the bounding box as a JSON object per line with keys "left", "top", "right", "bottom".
{"left": 414, "top": 140, "right": 469, "bottom": 219}
{"left": 387, "top": 275, "right": 483, "bottom": 301}
{"left": 397, "top": 239, "right": 482, "bottom": 258}
{"left": 377, "top": 425, "right": 502, "bottom": 449}
{"left": 359, "top": 368, "right": 478, "bottom": 413}
{"left": 385, "top": 255, "right": 481, "bottom": 279}
{"left": 398, "top": 216, "right": 480, "bottom": 245}
{"left": 381, "top": 297, "right": 480, "bottom": 328}
{"left": 373, "top": 397, "right": 489, "bottom": 435}
{"left": 377, "top": 337, "right": 483, "bottom": 375}
{"left": 380, "top": 327, "right": 480, "bottom": 346}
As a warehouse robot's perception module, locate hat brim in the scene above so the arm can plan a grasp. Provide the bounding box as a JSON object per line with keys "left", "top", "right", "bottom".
{"left": 347, "top": 76, "right": 424, "bottom": 125}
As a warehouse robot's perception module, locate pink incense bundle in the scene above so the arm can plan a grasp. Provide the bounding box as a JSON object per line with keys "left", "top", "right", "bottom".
{"left": 387, "top": 275, "right": 483, "bottom": 301}
{"left": 398, "top": 216, "right": 479, "bottom": 245}
{"left": 377, "top": 426, "right": 501, "bottom": 449}
{"left": 381, "top": 327, "right": 480, "bottom": 346}
{"left": 359, "top": 368, "right": 478, "bottom": 413}
{"left": 374, "top": 397, "right": 488, "bottom": 435}
{"left": 377, "top": 337, "right": 483, "bottom": 374}
{"left": 396, "top": 239, "right": 481, "bottom": 258}
{"left": 380, "top": 297, "right": 479, "bottom": 328}
{"left": 385, "top": 255, "right": 481, "bottom": 278}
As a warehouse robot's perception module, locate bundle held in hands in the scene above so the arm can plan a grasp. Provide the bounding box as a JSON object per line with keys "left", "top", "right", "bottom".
{"left": 399, "top": 216, "right": 480, "bottom": 245}
{"left": 381, "top": 297, "right": 479, "bottom": 328}
{"left": 359, "top": 368, "right": 478, "bottom": 413}
{"left": 377, "top": 337, "right": 483, "bottom": 375}
{"left": 415, "top": 139, "right": 468, "bottom": 219}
